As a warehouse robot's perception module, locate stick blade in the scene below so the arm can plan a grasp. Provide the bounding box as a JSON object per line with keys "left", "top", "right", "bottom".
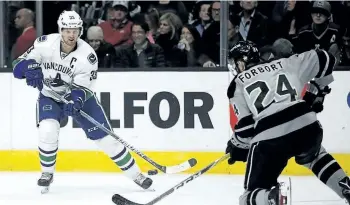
{"left": 112, "top": 194, "right": 144, "bottom": 205}
{"left": 164, "top": 158, "right": 197, "bottom": 174}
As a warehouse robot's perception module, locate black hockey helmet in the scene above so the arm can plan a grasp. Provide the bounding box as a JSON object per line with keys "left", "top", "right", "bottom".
{"left": 228, "top": 40, "right": 260, "bottom": 74}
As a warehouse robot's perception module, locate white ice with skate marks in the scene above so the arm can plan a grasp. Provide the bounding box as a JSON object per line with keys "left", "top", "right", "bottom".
{"left": 0, "top": 173, "right": 346, "bottom": 205}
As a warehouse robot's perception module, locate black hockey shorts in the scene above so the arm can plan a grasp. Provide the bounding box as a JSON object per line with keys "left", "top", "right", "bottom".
{"left": 244, "top": 121, "right": 323, "bottom": 190}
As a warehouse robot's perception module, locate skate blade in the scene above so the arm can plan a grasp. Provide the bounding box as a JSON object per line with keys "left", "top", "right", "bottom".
{"left": 40, "top": 186, "right": 50, "bottom": 194}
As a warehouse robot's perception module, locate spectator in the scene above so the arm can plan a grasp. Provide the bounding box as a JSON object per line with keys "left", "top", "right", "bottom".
{"left": 155, "top": 12, "right": 183, "bottom": 67}
{"left": 11, "top": 8, "right": 36, "bottom": 60}
{"left": 115, "top": 21, "right": 165, "bottom": 68}
{"left": 210, "top": 1, "right": 220, "bottom": 22}
{"left": 148, "top": 0, "right": 189, "bottom": 24}
{"left": 98, "top": 1, "right": 133, "bottom": 48}
{"left": 199, "top": 14, "right": 241, "bottom": 67}
{"left": 175, "top": 24, "right": 201, "bottom": 66}
{"left": 86, "top": 26, "right": 116, "bottom": 68}
{"left": 339, "top": 28, "right": 350, "bottom": 66}
{"left": 238, "top": 0, "right": 270, "bottom": 48}
{"left": 271, "top": 0, "right": 312, "bottom": 39}
{"left": 145, "top": 8, "right": 160, "bottom": 43}
{"left": 190, "top": 1, "right": 212, "bottom": 37}
{"left": 290, "top": 1, "right": 342, "bottom": 57}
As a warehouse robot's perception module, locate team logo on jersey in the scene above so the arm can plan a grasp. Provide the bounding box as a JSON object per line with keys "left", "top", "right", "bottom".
{"left": 37, "top": 35, "right": 47, "bottom": 43}
{"left": 87, "top": 53, "right": 97, "bottom": 65}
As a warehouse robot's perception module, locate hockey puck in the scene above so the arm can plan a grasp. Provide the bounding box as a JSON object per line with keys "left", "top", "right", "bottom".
{"left": 148, "top": 169, "right": 158, "bottom": 175}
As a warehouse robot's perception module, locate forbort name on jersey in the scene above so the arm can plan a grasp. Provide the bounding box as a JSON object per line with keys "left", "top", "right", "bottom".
{"left": 42, "top": 62, "right": 73, "bottom": 77}
{"left": 238, "top": 61, "right": 283, "bottom": 83}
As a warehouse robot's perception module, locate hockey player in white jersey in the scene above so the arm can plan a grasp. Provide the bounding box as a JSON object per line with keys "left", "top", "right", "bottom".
{"left": 12, "top": 10, "right": 153, "bottom": 193}
{"left": 225, "top": 41, "right": 350, "bottom": 205}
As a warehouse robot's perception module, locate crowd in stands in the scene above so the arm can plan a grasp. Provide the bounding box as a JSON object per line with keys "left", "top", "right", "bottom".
{"left": 4, "top": 0, "right": 350, "bottom": 69}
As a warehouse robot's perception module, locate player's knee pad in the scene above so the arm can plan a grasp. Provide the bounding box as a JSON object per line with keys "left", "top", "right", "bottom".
{"left": 295, "top": 125, "right": 323, "bottom": 165}
{"left": 298, "top": 146, "right": 327, "bottom": 169}
{"left": 94, "top": 135, "right": 124, "bottom": 157}
{"left": 39, "top": 119, "right": 60, "bottom": 144}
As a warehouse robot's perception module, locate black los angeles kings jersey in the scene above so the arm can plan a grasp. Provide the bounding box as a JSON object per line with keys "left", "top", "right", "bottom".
{"left": 292, "top": 23, "right": 342, "bottom": 53}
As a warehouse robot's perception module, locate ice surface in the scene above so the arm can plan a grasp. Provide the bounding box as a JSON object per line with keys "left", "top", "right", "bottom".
{"left": 0, "top": 172, "right": 346, "bottom": 205}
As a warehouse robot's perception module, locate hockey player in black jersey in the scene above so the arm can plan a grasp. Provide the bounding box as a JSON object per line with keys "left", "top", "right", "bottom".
{"left": 225, "top": 40, "right": 350, "bottom": 205}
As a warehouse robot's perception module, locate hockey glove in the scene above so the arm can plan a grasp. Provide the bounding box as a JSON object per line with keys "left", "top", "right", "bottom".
{"left": 17, "top": 59, "right": 43, "bottom": 90}
{"left": 303, "top": 81, "right": 331, "bottom": 113}
{"left": 63, "top": 89, "right": 85, "bottom": 118}
{"left": 225, "top": 133, "right": 250, "bottom": 165}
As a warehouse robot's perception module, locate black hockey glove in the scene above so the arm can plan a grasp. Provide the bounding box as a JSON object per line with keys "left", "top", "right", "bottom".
{"left": 303, "top": 81, "right": 331, "bottom": 113}
{"left": 225, "top": 136, "right": 250, "bottom": 165}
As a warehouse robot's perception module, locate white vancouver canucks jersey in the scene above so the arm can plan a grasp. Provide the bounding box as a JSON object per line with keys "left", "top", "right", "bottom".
{"left": 17, "top": 33, "right": 98, "bottom": 100}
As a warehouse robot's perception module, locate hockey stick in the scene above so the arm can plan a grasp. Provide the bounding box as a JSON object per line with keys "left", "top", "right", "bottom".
{"left": 45, "top": 88, "right": 197, "bottom": 174}
{"left": 112, "top": 153, "right": 230, "bottom": 205}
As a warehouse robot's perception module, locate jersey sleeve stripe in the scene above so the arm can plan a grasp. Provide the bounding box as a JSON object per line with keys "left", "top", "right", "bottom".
{"left": 324, "top": 52, "right": 336, "bottom": 76}
{"left": 315, "top": 50, "right": 328, "bottom": 78}
{"left": 315, "top": 50, "right": 335, "bottom": 78}
{"left": 235, "top": 115, "right": 255, "bottom": 138}
{"left": 236, "top": 115, "right": 254, "bottom": 129}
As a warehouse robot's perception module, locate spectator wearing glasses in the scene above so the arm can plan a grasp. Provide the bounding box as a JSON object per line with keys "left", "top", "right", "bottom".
{"left": 98, "top": 1, "right": 133, "bottom": 48}
{"left": 115, "top": 21, "right": 165, "bottom": 68}
{"left": 86, "top": 26, "right": 116, "bottom": 68}
{"left": 210, "top": 1, "right": 220, "bottom": 22}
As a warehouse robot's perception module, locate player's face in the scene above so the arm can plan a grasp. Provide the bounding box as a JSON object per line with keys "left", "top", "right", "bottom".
{"left": 237, "top": 60, "right": 246, "bottom": 72}
{"left": 311, "top": 13, "right": 327, "bottom": 24}
{"left": 61, "top": 28, "right": 80, "bottom": 46}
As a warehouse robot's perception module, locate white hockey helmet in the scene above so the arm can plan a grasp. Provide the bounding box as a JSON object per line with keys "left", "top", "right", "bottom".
{"left": 57, "top": 10, "right": 83, "bottom": 37}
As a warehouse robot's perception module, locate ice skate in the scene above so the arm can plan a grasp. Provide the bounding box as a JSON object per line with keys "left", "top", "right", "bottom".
{"left": 133, "top": 173, "right": 153, "bottom": 190}
{"left": 37, "top": 172, "right": 54, "bottom": 194}
{"left": 268, "top": 178, "right": 291, "bottom": 205}
{"left": 339, "top": 177, "right": 350, "bottom": 203}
